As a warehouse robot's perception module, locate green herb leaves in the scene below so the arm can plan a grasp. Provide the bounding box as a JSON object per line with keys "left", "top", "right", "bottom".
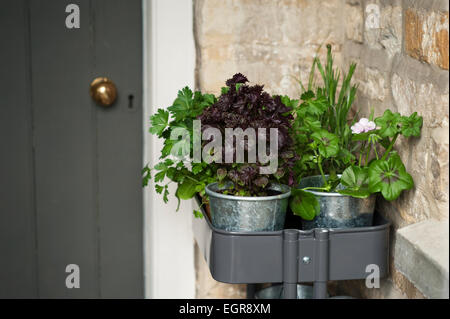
{"left": 176, "top": 178, "right": 198, "bottom": 200}
{"left": 144, "top": 86, "right": 217, "bottom": 214}
{"left": 298, "top": 91, "right": 328, "bottom": 117}
{"left": 149, "top": 109, "right": 169, "bottom": 137}
{"left": 167, "top": 87, "right": 194, "bottom": 121}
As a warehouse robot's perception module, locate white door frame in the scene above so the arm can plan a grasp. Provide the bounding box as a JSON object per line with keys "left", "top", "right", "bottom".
{"left": 142, "top": 0, "right": 196, "bottom": 298}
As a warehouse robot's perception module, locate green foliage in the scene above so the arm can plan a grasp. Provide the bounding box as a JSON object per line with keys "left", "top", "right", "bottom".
{"left": 290, "top": 189, "right": 320, "bottom": 220}
{"left": 142, "top": 166, "right": 151, "bottom": 187}
{"left": 149, "top": 109, "right": 169, "bottom": 137}
{"left": 337, "top": 166, "right": 371, "bottom": 198}
{"left": 193, "top": 210, "right": 204, "bottom": 219}
{"left": 298, "top": 91, "right": 328, "bottom": 117}
{"left": 311, "top": 130, "right": 339, "bottom": 158}
{"left": 143, "top": 87, "right": 217, "bottom": 214}
{"left": 368, "top": 152, "right": 414, "bottom": 201}
{"left": 400, "top": 112, "right": 423, "bottom": 137}
{"left": 175, "top": 178, "right": 197, "bottom": 200}
{"left": 375, "top": 109, "right": 402, "bottom": 138}
{"left": 291, "top": 45, "right": 358, "bottom": 185}
{"left": 290, "top": 44, "right": 423, "bottom": 220}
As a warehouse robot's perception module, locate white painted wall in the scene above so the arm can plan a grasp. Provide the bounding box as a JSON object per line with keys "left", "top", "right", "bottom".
{"left": 143, "top": 0, "right": 196, "bottom": 298}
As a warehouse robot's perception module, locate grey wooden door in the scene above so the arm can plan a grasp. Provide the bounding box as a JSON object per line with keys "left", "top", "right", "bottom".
{"left": 0, "top": 0, "right": 143, "bottom": 298}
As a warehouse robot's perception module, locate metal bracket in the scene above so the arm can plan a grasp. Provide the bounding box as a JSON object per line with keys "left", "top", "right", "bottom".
{"left": 192, "top": 196, "right": 390, "bottom": 300}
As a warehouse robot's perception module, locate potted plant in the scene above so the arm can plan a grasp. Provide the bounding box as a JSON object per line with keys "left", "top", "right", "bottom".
{"left": 289, "top": 45, "right": 423, "bottom": 229}
{"left": 199, "top": 73, "right": 296, "bottom": 232}
{"left": 142, "top": 86, "right": 218, "bottom": 219}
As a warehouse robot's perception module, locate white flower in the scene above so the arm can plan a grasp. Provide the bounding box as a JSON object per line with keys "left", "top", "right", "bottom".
{"left": 351, "top": 118, "right": 376, "bottom": 134}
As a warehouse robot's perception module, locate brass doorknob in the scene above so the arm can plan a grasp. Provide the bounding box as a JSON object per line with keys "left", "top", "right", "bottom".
{"left": 90, "top": 77, "right": 117, "bottom": 107}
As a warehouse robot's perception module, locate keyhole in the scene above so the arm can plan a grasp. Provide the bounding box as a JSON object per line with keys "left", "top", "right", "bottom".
{"left": 128, "top": 94, "right": 134, "bottom": 109}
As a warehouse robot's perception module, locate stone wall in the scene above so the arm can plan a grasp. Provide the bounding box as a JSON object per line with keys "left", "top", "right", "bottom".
{"left": 193, "top": 0, "right": 449, "bottom": 299}
{"left": 194, "top": 0, "right": 346, "bottom": 97}
{"left": 338, "top": 0, "right": 449, "bottom": 298}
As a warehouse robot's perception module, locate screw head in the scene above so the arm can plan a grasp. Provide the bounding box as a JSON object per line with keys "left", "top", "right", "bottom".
{"left": 302, "top": 256, "right": 311, "bottom": 264}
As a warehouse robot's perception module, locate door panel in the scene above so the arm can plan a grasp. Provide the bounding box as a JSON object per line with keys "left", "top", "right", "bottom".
{"left": 0, "top": 0, "right": 143, "bottom": 298}
{"left": 0, "top": 0, "right": 38, "bottom": 298}
{"left": 93, "top": 0, "right": 143, "bottom": 298}
{"left": 30, "top": 0, "right": 99, "bottom": 298}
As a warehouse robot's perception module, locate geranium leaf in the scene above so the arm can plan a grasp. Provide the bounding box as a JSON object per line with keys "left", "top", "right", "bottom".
{"left": 340, "top": 165, "right": 369, "bottom": 189}
{"left": 337, "top": 148, "right": 355, "bottom": 164}
{"left": 368, "top": 153, "right": 413, "bottom": 201}
{"left": 374, "top": 109, "right": 401, "bottom": 138}
{"left": 311, "top": 130, "right": 339, "bottom": 158}
{"left": 290, "top": 189, "right": 320, "bottom": 220}
{"left": 400, "top": 112, "right": 423, "bottom": 137}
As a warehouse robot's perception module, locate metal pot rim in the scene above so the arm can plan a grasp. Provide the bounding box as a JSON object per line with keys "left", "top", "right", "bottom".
{"left": 298, "top": 174, "right": 375, "bottom": 198}
{"left": 205, "top": 182, "right": 291, "bottom": 202}
{"left": 302, "top": 189, "right": 350, "bottom": 197}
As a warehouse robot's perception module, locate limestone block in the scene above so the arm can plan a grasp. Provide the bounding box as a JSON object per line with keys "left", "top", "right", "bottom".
{"left": 364, "top": 3, "right": 402, "bottom": 57}
{"left": 195, "top": 0, "right": 346, "bottom": 97}
{"left": 380, "top": 6, "right": 402, "bottom": 57}
{"left": 355, "top": 66, "right": 388, "bottom": 101}
{"left": 405, "top": 8, "right": 449, "bottom": 70}
{"left": 394, "top": 219, "right": 450, "bottom": 298}
{"left": 390, "top": 72, "right": 449, "bottom": 222}
{"left": 346, "top": 2, "right": 364, "bottom": 43}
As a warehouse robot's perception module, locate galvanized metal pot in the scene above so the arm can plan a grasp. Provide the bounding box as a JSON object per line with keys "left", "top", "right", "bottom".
{"left": 298, "top": 175, "right": 376, "bottom": 230}
{"left": 255, "top": 284, "right": 315, "bottom": 299}
{"left": 205, "top": 182, "right": 291, "bottom": 232}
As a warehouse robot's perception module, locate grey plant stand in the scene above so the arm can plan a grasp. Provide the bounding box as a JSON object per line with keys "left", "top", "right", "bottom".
{"left": 193, "top": 197, "right": 390, "bottom": 299}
